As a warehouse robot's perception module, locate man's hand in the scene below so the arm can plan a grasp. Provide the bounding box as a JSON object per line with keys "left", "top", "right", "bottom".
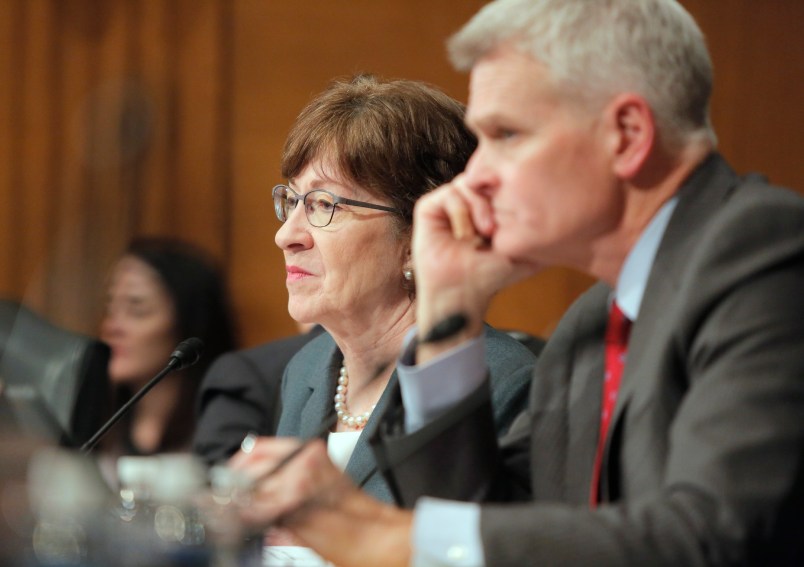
{"left": 228, "top": 437, "right": 413, "bottom": 567}
{"left": 413, "top": 174, "right": 537, "bottom": 362}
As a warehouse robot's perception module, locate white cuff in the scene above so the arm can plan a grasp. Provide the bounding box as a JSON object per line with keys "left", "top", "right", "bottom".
{"left": 412, "top": 497, "right": 484, "bottom": 567}
{"left": 397, "top": 330, "right": 487, "bottom": 433}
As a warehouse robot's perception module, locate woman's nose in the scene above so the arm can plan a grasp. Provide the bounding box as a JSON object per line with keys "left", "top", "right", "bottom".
{"left": 100, "top": 302, "right": 129, "bottom": 336}
{"left": 100, "top": 311, "right": 121, "bottom": 341}
{"left": 274, "top": 204, "right": 313, "bottom": 251}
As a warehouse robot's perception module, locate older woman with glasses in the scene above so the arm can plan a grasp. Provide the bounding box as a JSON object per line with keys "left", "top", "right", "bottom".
{"left": 250, "top": 75, "right": 536, "bottom": 505}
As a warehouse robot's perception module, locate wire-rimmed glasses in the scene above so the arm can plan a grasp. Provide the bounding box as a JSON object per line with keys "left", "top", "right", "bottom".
{"left": 272, "top": 184, "right": 402, "bottom": 228}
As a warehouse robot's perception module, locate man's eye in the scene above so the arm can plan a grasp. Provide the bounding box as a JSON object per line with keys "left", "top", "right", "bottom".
{"left": 495, "top": 128, "right": 517, "bottom": 140}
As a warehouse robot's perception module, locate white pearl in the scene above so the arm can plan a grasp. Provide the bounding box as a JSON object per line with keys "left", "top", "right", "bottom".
{"left": 333, "top": 364, "right": 376, "bottom": 430}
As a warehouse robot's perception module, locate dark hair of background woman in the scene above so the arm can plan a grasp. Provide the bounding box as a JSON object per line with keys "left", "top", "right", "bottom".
{"left": 116, "top": 236, "right": 238, "bottom": 453}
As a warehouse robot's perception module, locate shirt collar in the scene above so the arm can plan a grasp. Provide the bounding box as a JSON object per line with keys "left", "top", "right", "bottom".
{"left": 615, "top": 196, "right": 678, "bottom": 321}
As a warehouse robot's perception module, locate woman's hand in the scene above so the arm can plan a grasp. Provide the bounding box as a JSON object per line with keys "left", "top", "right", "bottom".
{"left": 227, "top": 436, "right": 413, "bottom": 567}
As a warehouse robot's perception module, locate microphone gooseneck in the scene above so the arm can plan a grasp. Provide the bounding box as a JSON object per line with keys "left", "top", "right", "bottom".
{"left": 80, "top": 338, "right": 205, "bottom": 454}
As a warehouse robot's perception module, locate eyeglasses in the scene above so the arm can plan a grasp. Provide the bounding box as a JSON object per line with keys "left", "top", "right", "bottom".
{"left": 272, "top": 184, "right": 402, "bottom": 228}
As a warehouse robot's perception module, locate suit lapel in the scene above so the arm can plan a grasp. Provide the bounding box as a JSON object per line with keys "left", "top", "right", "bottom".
{"left": 344, "top": 372, "right": 399, "bottom": 497}
{"left": 564, "top": 286, "right": 609, "bottom": 504}
{"left": 297, "top": 342, "right": 341, "bottom": 439}
{"left": 292, "top": 340, "right": 398, "bottom": 501}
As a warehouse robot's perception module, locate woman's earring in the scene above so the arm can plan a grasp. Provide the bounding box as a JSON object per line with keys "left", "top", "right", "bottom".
{"left": 403, "top": 268, "right": 414, "bottom": 281}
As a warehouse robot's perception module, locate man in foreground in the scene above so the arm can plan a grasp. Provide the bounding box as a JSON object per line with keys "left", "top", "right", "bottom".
{"left": 231, "top": 1, "right": 804, "bottom": 565}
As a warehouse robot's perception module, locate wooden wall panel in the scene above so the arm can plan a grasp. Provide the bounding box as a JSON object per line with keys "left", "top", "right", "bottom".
{"left": 173, "top": 0, "right": 230, "bottom": 258}
{"left": 0, "top": 1, "right": 15, "bottom": 299}
{"left": 48, "top": 0, "right": 132, "bottom": 327}
{"left": 684, "top": 0, "right": 804, "bottom": 191}
{"left": 135, "top": 0, "right": 173, "bottom": 237}
{"left": 0, "top": 0, "right": 228, "bottom": 336}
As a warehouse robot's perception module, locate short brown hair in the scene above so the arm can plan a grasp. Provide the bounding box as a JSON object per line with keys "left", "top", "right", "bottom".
{"left": 281, "top": 74, "right": 477, "bottom": 233}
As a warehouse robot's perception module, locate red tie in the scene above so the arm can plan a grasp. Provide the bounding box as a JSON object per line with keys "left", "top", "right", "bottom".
{"left": 590, "top": 301, "right": 632, "bottom": 507}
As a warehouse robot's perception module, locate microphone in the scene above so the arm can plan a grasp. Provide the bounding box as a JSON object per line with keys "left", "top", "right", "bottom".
{"left": 80, "top": 338, "right": 205, "bottom": 454}
{"left": 169, "top": 337, "right": 204, "bottom": 370}
{"left": 421, "top": 313, "right": 468, "bottom": 344}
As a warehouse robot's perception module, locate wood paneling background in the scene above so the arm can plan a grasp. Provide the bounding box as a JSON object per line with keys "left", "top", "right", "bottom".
{"left": 1, "top": 0, "right": 802, "bottom": 348}
{"left": 0, "top": 0, "right": 232, "bottom": 336}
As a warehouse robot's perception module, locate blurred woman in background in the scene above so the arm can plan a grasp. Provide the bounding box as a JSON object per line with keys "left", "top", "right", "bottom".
{"left": 100, "top": 237, "right": 238, "bottom": 456}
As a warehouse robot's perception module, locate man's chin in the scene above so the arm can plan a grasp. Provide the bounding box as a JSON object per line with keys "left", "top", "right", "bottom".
{"left": 492, "top": 236, "right": 536, "bottom": 264}
{"left": 507, "top": 258, "right": 544, "bottom": 284}
{"left": 512, "top": 257, "right": 544, "bottom": 271}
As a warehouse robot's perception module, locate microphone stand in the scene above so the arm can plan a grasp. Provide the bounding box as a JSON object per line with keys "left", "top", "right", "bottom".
{"left": 80, "top": 360, "right": 180, "bottom": 455}
{"left": 80, "top": 337, "right": 204, "bottom": 455}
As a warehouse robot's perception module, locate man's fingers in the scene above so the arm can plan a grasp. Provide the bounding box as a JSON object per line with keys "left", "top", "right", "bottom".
{"left": 443, "top": 188, "right": 477, "bottom": 241}
{"left": 414, "top": 175, "right": 495, "bottom": 248}
{"left": 451, "top": 174, "right": 495, "bottom": 237}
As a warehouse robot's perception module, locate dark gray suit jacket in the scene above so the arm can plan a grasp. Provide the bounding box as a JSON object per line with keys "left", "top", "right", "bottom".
{"left": 276, "top": 325, "right": 537, "bottom": 503}
{"left": 376, "top": 154, "right": 804, "bottom": 565}
{"left": 193, "top": 326, "right": 325, "bottom": 465}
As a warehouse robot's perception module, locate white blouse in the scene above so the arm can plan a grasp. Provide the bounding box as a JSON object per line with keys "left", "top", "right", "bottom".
{"left": 326, "top": 430, "right": 362, "bottom": 471}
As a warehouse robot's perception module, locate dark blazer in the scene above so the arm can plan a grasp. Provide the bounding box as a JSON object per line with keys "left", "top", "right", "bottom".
{"left": 276, "top": 325, "right": 537, "bottom": 503}
{"left": 376, "top": 154, "right": 804, "bottom": 565}
{"left": 193, "top": 326, "right": 325, "bottom": 465}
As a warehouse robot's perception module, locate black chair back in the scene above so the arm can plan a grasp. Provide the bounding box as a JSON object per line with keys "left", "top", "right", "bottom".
{"left": 0, "top": 299, "right": 109, "bottom": 447}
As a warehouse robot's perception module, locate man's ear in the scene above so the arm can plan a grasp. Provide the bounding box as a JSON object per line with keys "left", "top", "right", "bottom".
{"left": 605, "top": 93, "right": 655, "bottom": 179}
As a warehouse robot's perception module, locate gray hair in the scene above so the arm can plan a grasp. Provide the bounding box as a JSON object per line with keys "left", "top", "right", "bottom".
{"left": 448, "top": 0, "right": 716, "bottom": 148}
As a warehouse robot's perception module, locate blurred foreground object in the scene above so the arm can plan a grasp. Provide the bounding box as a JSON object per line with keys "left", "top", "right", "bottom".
{"left": 106, "top": 453, "right": 261, "bottom": 566}
{"left": 27, "top": 447, "right": 111, "bottom": 565}
{"left": 0, "top": 299, "right": 110, "bottom": 447}
{"left": 0, "top": 433, "right": 42, "bottom": 566}
{"left": 1, "top": 443, "right": 261, "bottom": 566}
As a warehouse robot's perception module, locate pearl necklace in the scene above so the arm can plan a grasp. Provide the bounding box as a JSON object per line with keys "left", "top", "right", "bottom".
{"left": 333, "top": 364, "right": 376, "bottom": 430}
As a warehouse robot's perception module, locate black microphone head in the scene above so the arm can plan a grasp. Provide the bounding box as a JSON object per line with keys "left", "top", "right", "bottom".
{"left": 169, "top": 337, "right": 204, "bottom": 370}
{"left": 421, "top": 313, "right": 468, "bottom": 344}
